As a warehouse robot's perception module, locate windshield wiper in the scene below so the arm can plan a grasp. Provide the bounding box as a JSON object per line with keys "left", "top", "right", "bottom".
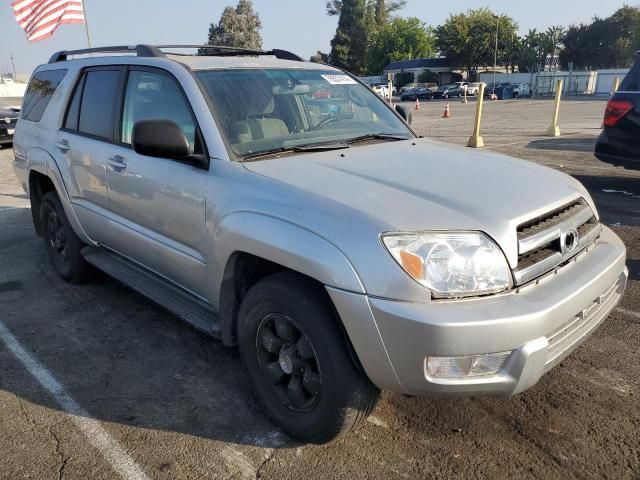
{"left": 240, "top": 142, "right": 350, "bottom": 161}
{"left": 345, "top": 133, "right": 413, "bottom": 144}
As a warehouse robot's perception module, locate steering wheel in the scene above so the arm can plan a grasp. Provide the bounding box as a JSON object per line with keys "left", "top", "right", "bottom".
{"left": 310, "top": 116, "right": 342, "bottom": 131}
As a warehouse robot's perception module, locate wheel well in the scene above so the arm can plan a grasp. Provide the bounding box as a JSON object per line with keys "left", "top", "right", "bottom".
{"left": 219, "top": 252, "right": 367, "bottom": 375}
{"left": 28, "top": 171, "right": 56, "bottom": 236}
{"left": 219, "top": 252, "right": 290, "bottom": 345}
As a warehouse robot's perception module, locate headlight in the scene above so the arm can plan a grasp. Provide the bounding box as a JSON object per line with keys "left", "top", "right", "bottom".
{"left": 382, "top": 232, "right": 512, "bottom": 298}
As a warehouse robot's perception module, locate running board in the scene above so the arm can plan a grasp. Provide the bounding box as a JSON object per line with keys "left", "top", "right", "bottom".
{"left": 82, "top": 247, "right": 220, "bottom": 337}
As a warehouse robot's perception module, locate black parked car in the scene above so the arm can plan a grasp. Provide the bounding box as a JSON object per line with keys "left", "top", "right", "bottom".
{"left": 400, "top": 87, "right": 432, "bottom": 102}
{"left": 432, "top": 84, "right": 462, "bottom": 99}
{"left": 595, "top": 53, "right": 640, "bottom": 169}
{"left": 484, "top": 82, "right": 514, "bottom": 99}
{"left": 0, "top": 108, "right": 19, "bottom": 147}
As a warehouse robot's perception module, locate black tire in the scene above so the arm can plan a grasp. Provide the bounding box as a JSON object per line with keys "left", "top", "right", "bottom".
{"left": 41, "top": 191, "right": 89, "bottom": 283}
{"left": 237, "top": 272, "right": 379, "bottom": 443}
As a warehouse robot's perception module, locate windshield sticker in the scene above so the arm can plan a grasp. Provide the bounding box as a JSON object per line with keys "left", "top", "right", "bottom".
{"left": 321, "top": 74, "right": 357, "bottom": 85}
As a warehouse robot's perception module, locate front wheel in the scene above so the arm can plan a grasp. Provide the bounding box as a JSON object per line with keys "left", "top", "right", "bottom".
{"left": 237, "top": 272, "right": 379, "bottom": 443}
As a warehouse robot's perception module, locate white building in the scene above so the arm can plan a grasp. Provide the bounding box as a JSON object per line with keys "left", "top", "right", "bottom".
{"left": 383, "top": 58, "right": 454, "bottom": 84}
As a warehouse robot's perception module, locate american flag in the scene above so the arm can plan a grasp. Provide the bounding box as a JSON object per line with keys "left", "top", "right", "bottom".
{"left": 12, "top": 0, "right": 86, "bottom": 43}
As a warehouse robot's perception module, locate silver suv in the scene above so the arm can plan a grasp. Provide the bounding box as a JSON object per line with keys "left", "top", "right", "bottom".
{"left": 13, "top": 45, "right": 628, "bottom": 443}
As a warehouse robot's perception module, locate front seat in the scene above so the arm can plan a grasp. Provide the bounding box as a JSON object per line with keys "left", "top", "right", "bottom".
{"left": 246, "top": 96, "right": 289, "bottom": 140}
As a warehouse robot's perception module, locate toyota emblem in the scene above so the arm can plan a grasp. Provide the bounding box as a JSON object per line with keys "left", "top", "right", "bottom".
{"left": 561, "top": 229, "right": 579, "bottom": 255}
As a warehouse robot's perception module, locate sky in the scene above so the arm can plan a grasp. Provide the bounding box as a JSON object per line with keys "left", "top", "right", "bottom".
{"left": 0, "top": 0, "right": 631, "bottom": 77}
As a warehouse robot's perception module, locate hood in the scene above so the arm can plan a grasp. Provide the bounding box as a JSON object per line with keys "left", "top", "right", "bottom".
{"left": 243, "top": 138, "right": 592, "bottom": 267}
{"left": 0, "top": 108, "right": 19, "bottom": 119}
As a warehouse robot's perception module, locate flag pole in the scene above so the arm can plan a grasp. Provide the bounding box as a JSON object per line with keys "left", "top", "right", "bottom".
{"left": 83, "top": 0, "right": 92, "bottom": 48}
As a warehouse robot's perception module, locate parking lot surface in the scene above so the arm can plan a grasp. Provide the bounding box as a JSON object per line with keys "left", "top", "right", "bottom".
{"left": 1, "top": 97, "right": 639, "bottom": 479}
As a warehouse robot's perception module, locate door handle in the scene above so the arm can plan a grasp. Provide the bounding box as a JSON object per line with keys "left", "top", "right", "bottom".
{"left": 108, "top": 155, "right": 127, "bottom": 172}
{"left": 56, "top": 139, "right": 70, "bottom": 152}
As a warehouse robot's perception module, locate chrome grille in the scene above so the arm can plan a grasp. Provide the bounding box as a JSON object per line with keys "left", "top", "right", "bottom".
{"left": 513, "top": 199, "right": 601, "bottom": 285}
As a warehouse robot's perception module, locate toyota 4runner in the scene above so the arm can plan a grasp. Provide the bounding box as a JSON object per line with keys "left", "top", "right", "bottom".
{"left": 12, "top": 45, "right": 628, "bottom": 443}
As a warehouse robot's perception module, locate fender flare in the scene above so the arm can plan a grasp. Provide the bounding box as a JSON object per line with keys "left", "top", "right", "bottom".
{"left": 26, "top": 147, "right": 93, "bottom": 245}
{"left": 211, "top": 212, "right": 365, "bottom": 344}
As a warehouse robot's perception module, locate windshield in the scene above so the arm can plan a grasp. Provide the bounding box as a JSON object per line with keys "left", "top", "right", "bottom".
{"left": 195, "top": 69, "right": 413, "bottom": 159}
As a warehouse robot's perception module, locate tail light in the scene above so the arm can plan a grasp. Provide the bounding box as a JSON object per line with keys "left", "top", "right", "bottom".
{"left": 603, "top": 99, "right": 633, "bottom": 127}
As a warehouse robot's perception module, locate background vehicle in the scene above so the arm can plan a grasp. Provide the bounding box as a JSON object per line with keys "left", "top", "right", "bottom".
{"left": 595, "top": 52, "right": 640, "bottom": 170}
{"left": 371, "top": 83, "right": 390, "bottom": 98}
{"left": 0, "top": 107, "right": 19, "bottom": 147}
{"left": 400, "top": 87, "right": 432, "bottom": 102}
{"left": 466, "top": 82, "right": 486, "bottom": 95}
{"left": 13, "top": 44, "right": 627, "bottom": 446}
{"left": 432, "top": 83, "right": 462, "bottom": 99}
{"left": 512, "top": 83, "right": 531, "bottom": 98}
{"left": 484, "top": 82, "right": 514, "bottom": 99}
{"left": 399, "top": 82, "right": 437, "bottom": 94}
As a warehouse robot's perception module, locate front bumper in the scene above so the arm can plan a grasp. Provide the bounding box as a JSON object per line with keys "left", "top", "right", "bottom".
{"left": 0, "top": 125, "right": 15, "bottom": 144}
{"left": 328, "top": 226, "right": 627, "bottom": 396}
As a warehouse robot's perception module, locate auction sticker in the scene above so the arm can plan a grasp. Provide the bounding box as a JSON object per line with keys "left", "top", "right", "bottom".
{"left": 321, "top": 74, "right": 357, "bottom": 85}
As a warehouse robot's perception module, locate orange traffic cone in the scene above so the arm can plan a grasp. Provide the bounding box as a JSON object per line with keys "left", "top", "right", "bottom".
{"left": 415, "top": 98, "right": 420, "bottom": 110}
{"left": 442, "top": 102, "right": 451, "bottom": 118}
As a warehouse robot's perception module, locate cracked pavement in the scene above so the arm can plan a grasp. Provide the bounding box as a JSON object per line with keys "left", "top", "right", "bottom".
{"left": 0, "top": 97, "right": 639, "bottom": 479}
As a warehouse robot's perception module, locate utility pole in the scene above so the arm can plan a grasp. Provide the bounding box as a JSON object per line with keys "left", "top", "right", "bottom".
{"left": 10, "top": 53, "right": 16, "bottom": 80}
{"left": 492, "top": 14, "right": 499, "bottom": 95}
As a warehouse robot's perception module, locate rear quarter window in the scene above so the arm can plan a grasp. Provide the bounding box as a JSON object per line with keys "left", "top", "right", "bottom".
{"left": 22, "top": 69, "right": 67, "bottom": 122}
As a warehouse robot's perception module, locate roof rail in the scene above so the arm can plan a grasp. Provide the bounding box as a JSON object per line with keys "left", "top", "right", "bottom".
{"left": 48, "top": 44, "right": 304, "bottom": 63}
{"left": 48, "top": 45, "right": 164, "bottom": 63}
{"left": 157, "top": 45, "right": 303, "bottom": 61}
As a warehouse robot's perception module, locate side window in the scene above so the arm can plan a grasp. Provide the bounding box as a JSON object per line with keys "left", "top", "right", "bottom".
{"left": 78, "top": 70, "right": 121, "bottom": 140}
{"left": 121, "top": 70, "right": 199, "bottom": 154}
{"left": 64, "top": 75, "right": 84, "bottom": 131}
{"left": 22, "top": 69, "right": 67, "bottom": 122}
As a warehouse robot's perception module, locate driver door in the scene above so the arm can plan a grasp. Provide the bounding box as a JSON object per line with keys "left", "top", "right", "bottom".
{"left": 104, "top": 67, "right": 209, "bottom": 298}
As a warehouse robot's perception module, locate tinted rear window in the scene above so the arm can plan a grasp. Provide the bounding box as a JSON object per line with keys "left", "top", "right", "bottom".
{"left": 78, "top": 70, "right": 120, "bottom": 139}
{"left": 22, "top": 69, "right": 67, "bottom": 122}
{"left": 620, "top": 57, "right": 640, "bottom": 92}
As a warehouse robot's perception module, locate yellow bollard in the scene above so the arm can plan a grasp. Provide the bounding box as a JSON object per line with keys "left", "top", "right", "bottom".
{"left": 546, "top": 79, "right": 563, "bottom": 137}
{"left": 611, "top": 77, "right": 621, "bottom": 96}
{"left": 467, "top": 83, "right": 485, "bottom": 148}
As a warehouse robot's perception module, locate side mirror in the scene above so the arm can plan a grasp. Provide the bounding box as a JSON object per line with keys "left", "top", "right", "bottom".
{"left": 395, "top": 104, "right": 413, "bottom": 125}
{"left": 132, "top": 119, "right": 190, "bottom": 159}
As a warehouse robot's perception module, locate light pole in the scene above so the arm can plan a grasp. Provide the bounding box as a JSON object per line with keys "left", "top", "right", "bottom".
{"left": 492, "top": 14, "right": 499, "bottom": 95}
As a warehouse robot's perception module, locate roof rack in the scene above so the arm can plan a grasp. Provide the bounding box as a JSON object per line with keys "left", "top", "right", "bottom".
{"left": 48, "top": 44, "right": 304, "bottom": 64}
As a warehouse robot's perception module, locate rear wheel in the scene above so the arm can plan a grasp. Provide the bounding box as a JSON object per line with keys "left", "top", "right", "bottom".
{"left": 41, "top": 191, "right": 89, "bottom": 283}
{"left": 237, "top": 272, "right": 379, "bottom": 443}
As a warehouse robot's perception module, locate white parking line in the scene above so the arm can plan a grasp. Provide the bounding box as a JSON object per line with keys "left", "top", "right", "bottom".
{"left": 0, "top": 320, "right": 149, "bottom": 480}
{"left": 617, "top": 307, "right": 640, "bottom": 320}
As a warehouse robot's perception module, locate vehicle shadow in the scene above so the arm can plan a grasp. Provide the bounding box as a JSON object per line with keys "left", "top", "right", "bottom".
{"left": 0, "top": 208, "right": 293, "bottom": 450}
{"left": 526, "top": 137, "right": 596, "bottom": 152}
{"left": 574, "top": 174, "right": 640, "bottom": 228}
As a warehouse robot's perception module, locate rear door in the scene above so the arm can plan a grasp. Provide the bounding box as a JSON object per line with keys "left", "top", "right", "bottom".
{"left": 104, "top": 66, "right": 209, "bottom": 297}
{"left": 57, "top": 67, "right": 125, "bottom": 241}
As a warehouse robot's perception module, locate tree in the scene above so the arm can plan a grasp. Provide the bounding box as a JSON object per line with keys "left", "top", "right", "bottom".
{"left": 325, "top": 0, "right": 406, "bottom": 19}
{"left": 436, "top": 8, "right": 518, "bottom": 80}
{"left": 394, "top": 72, "right": 414, "bottom": 89}
{"left": 366, "top": 17, "right": 436, "bottom": 74}
{"left": 418, "top": 69, "right": 439, "bottom": 84}
{"left": 310, "top": 51, "right": 329, "bottom": 64}
{"left": 560, "top": 6, "right": 640, "bottom": 69}
{"left": 329, "top": 0, "right": 369, "bottom": 74}
{"left": 200, "top": 0, "right": 262, "bottom": 54}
